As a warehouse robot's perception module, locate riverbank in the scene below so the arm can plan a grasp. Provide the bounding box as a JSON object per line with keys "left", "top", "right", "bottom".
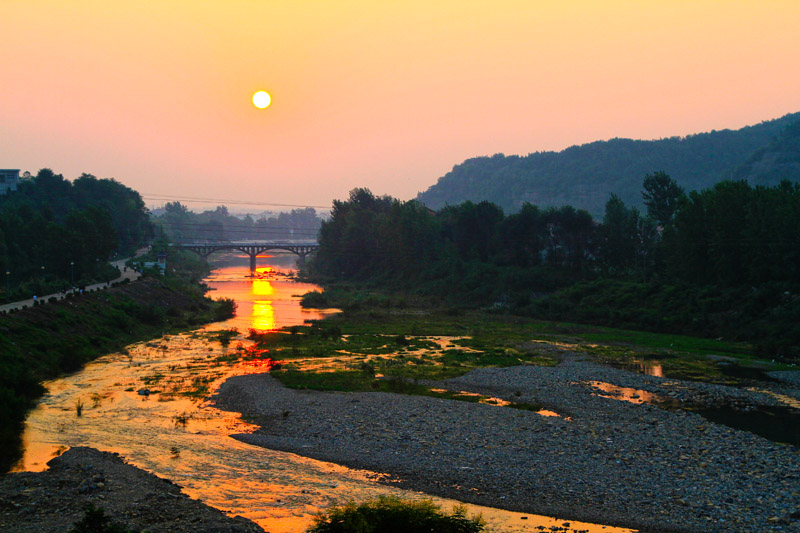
{"left": 0, "top": 447, "right": 264, "bottom": 532}
{"left": 213, "top": 352, "right": 800, "bottom": 532}
{"left": 0, "top": 256, "right": 143, "bottom": 314}
{"left": 0, "top": 275, "right": 234, "bottom": 472}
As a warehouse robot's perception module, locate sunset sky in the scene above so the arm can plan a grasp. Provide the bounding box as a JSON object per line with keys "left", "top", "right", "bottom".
{"left": 2, "top": 1, "right": 799, "bottom": 211}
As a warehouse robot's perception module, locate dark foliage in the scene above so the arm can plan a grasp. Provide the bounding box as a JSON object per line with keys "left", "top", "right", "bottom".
{"left": 0, "top": 169, "right": 153, "bottom": 302}
{"left": 309, "top": 496, "right": 485, "bottom": 533}
{"left": 641, "top": 171, "right": 686, "bottom": 226}
{"left": 308, "top": 179, "right": 800, "bottom": 358}
{"left": 732, "top": 118, "right": 800, "bottom": 186}
{"left": 417, "top": 112, "right": 800, "bottom": 216}
{"left": 70, "top": 504, "right": 134, "bottom": 533}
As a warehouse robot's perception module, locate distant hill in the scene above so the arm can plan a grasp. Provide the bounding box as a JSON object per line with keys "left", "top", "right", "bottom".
{"left": 417, "top": 112, "right": 800, "bottom": 216}
{"left": 731, "top": 118, "right": 800, "bottom": 185}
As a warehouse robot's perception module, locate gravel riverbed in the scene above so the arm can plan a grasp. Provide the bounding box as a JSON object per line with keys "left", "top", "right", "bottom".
{"left": 0, "top": 447, "right": 263, "bottom": 532}
{"left": 213, "top": 356, "right": 800, "bottom": 533}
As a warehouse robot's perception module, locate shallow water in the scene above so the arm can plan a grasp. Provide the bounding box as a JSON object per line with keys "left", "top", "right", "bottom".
{"left": 15, "top": 253, "right": 635, "bottom": 533}
{"left": 202, "top": 253, "right": 340, "bottom": 332}
{"left": 693, "top": 404, "right": 800, "bottom": 447}
{"left": 587, "top": 381, "right": 663, "bottom": 405}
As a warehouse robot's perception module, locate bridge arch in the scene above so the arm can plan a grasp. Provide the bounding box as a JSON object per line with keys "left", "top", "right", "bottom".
{"left": 170, "top": 242, "right": 319, "bottom": 272}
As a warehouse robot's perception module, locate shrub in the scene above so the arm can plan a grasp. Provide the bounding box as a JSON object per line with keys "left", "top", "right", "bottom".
{"left": 214, "top": 297, "right": 237, "bottom": 321}
{"left": 301, "top": 290, "right": 328, "bottom": 308}
{"left": 308, "top": 496, "right": 485, "bottom": 533}
{"left": 69, "top": 504, "right": 134, "bottom": 533}
{"left": 394, "top": 334, "right": 410, "bottom": 346}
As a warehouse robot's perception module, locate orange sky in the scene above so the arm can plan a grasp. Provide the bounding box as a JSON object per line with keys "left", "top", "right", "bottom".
{"left": 2, "top": 1, "right": 799, "bottom": 211}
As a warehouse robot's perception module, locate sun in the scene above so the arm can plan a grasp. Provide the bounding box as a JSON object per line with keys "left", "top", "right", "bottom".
{"left": 252, "top": 90, "right": 271, "bottom": 109}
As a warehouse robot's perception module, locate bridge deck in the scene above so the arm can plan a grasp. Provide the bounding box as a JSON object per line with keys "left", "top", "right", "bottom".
{"left": 171, "top": 241, "right": 319, "bottom": 271}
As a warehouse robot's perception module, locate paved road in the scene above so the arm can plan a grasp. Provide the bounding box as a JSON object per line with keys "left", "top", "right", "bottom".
{"left": 0, "top": 253, "right": 145, "bottom": 313}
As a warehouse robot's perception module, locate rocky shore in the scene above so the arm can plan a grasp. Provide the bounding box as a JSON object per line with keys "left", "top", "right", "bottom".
{"left": 213, "top": 357, "right": 800, "bottom": 533}
{"left": 0, "top": 447, "right": 263, "bottom": 532}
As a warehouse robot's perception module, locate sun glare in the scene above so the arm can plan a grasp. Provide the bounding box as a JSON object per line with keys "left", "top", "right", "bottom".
{"left": 252, "top": 91, "right": 271, "bottom": 109}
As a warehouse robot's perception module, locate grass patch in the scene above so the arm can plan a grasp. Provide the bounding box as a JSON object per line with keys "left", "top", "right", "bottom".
{"left": 263, "top": 300, "right": 781, "bottom": 407}
{"left": 309, "top": 495, "right": 485, "bottom": 533}
{"left": 273, "top": 370, "right": 373, "bottom": 392}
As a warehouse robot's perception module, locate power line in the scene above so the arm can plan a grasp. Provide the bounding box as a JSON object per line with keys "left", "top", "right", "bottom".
{"left": 143, "top": 193, "right": 331, "bottom": 210}
{"left": 154, "top": 221, "right": 320, "bottom": 232}
{"left": 154, "top": 226, "right": 320, "bottom": 238}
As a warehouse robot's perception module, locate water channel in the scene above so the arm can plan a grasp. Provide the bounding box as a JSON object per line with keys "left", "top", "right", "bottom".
{"left": 15, "top": 253, "right": 634, "bottom": 533}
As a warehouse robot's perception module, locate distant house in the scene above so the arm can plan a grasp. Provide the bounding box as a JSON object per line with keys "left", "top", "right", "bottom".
{"left": 143, "top": 253, "right": 167, "bottom": 274}
{"left": 0, "top": 169, "right": 20, "bottom": 195}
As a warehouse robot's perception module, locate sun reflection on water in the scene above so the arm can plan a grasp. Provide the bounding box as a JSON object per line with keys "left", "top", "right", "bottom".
{"left": 252, "top": 301, "right": 276, "bottom": 331}
{"left": 202, "top": 256, "right": 338, "bottom": 333}
{"left": 15, "top": 256, "right": 637, "bottom": 533}
{"left": 252, "top": 278, "right": 274, "bottom": 296}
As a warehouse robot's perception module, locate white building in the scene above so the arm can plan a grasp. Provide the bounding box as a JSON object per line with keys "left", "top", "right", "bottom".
{"left": 0, "top": 169, "right": 20, "bottom": 195}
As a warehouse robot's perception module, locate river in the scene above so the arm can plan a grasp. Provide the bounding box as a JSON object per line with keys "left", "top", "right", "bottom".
{"left": 14, "top": 253, "right": 634, "bottom": 533}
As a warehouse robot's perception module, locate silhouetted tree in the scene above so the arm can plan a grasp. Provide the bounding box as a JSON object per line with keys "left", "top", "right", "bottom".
{"left": 641, "top": 171, "right": 686, "bottom": 227}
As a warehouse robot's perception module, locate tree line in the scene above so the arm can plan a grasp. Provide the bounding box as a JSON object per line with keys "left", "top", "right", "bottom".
{"left": 152, "top": 202, "right": 323, "bottom": 243}
{"left": 308, "top": 176, "right": 800, "bottom": 356}
{"left": 0, "top": 169, "right": 153, "bottom": 301}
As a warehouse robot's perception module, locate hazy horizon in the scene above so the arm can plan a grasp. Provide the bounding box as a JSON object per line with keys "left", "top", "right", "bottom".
{"left": 3, "top": 1, "right": 799, "bottom": 210}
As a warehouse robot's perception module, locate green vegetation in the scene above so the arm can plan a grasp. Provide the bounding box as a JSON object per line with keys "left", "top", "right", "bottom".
{"left": 527, "top": 280, "right": 800, "bottom": 359}
{"left": 0, "top": 169, "right": 153, "bottom": 303}
{"left": 417, "top": 112, "right": 800, "bottom": 216}
{"left": 733, "top": 118, "right": 800, "bottom": 186}
{"left": 239, "top": 312, "right": 556, "bottom": 409}
{"left": 308, "top": 496, "right": 485, "bottom": 533}
{"left": 304, "top": 179, "right": 800, "bottom": 359}
{"left": 246, "top": 307, "right": 771, "bottom": 411}
{"left": 0, "top": 274, "right": 235, "bottom": 473}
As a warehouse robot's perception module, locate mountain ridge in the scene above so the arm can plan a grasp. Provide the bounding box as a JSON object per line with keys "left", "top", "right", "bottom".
{"left": 417, "top": 112, "right": 800, "bottom": 216}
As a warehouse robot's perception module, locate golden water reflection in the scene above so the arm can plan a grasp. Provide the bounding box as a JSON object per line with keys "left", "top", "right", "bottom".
{"left": 16, "top": 332, "right": 635, "bottom": 533}
{"left": 252, "top": 301, "right": 276, "bottom": 331}
{"left": 587, "top": 381, "right": 662, "bottom": 404}
{"left": 252, "top": 278, "right": 274, "bottom": 296}
{"left": 632, "top": 362, "right": 664, "bottom": 377}
{"left": 203, "top": 255, "right": 339, "bottom": 332}
{"left": 16, "top": 254, "right": 637, "bottom": 533}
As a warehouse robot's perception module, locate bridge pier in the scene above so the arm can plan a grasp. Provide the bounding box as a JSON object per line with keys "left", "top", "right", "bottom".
{"left": 170, "top": 242, "right": 318, "bottom": 272}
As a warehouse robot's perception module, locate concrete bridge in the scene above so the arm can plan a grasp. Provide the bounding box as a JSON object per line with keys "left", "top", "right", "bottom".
{"left": 170, "top": 241, "right": 319, "bottom": 271}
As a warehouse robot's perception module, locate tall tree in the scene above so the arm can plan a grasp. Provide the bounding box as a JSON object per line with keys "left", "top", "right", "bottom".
{"left": 598, "top": 194, "right": 655, "bottom": 277}
{"left": 641, "top": 171, "right": 686, "bottom": 227}
{"left": 498, "top": 203, "right": 546, "bottom": 267}
{"left": 543, "top": 206, "right": 595, "bottom": 274}
{"left": 439, "top": 201, "right": 504, "bottom": 262}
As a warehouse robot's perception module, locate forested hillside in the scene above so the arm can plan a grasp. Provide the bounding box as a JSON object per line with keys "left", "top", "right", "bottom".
{"left": 417, "top": 112, "right": 800, "bottom": 216}
{"left": 732, "top": 118, "right": 800, "bottom": 185}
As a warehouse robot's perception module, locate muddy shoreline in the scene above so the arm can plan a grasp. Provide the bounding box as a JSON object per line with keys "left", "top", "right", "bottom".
{"left": 213, "top": 357, "right": 800, "bottom": 533}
